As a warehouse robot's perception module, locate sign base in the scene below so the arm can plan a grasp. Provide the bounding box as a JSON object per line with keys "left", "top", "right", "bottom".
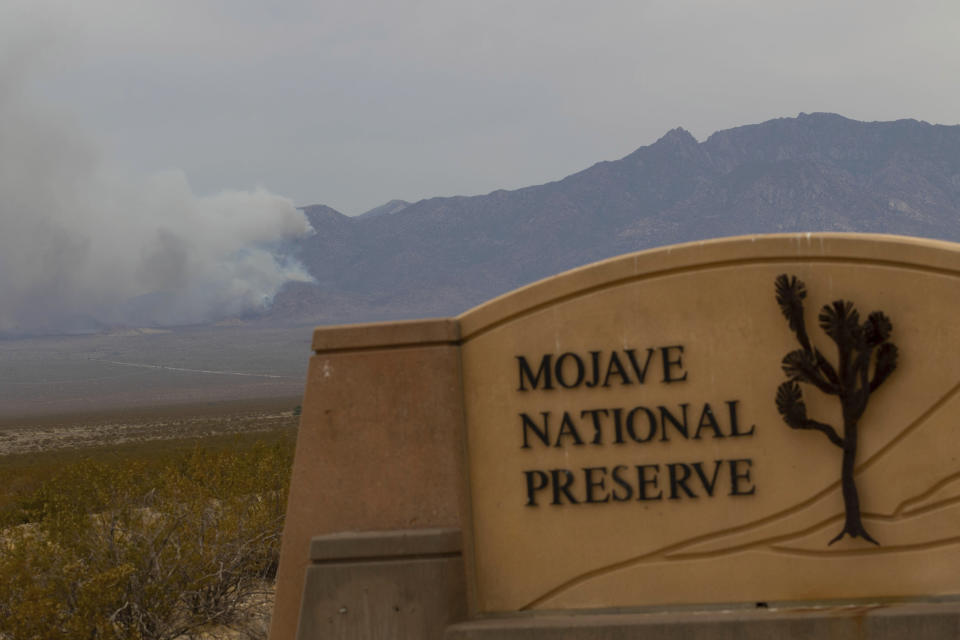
{"left": 445, "top": 601, "right": 960, "bottom": 639}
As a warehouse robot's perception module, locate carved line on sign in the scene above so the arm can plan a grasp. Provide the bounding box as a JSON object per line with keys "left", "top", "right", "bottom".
{"left": 668, "top": 489, "right": 960, "bottom": 561}
{"left": 667, "top": 513, "right": 849, "bottom": 560}
{"left": 519, "top": 377, "right": 960, "bottom": 610}
{"left": 462, "top": 256, "right": 960, "bottom": 342}
{"left": 772, "top": 535, "right": 960, "bottom": 557}
{"left": 895, "top": 471, "right": 960, "bottom": 517}
{"left": 896, "top": 491, "right": 960, "bottom": 519}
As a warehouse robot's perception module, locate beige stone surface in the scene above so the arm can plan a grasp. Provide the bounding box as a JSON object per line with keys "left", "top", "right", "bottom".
{"left": 269, "top": 320, "right": 465, "bottom": 640}
{"left": 311, "top": 318, "right": 460, "bottom": 352}
{"left": 458, "top": 233, "right": 960, "bottom": 613}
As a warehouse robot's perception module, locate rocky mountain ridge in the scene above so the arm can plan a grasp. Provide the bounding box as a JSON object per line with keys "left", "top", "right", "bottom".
{"left": 271, "top": 113, "right": 960, "bottom": 326}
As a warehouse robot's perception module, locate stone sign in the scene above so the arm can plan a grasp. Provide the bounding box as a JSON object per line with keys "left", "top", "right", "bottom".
{"left": 273, "top": 233, "right": 960, "bottom": 640}
{"left": 458, "top": 234, "right": 960, "bottom": 613}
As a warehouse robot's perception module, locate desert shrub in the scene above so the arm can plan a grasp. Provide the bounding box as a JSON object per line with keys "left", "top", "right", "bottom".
{"left": 0, "top": 436, "right": 293, "bottom": 640}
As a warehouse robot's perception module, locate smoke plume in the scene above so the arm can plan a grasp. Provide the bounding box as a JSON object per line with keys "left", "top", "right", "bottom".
{"left": 0, "top": 32, "right": 313, "bottom": 336}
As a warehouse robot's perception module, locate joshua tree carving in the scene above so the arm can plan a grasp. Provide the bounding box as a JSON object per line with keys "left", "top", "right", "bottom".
{"left": 774, "top": 274, "right": 898, "bottom": 545}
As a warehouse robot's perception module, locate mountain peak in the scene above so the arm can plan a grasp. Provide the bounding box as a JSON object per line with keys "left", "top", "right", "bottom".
{"left": 298, "top": 203, "right": 352, "bottom": 229}
{"left": 298, "top": 203, "right": 345, "bottom": 217}
{"left": 655, "top": 127, "right": 698, "bottom": 146}
{"left": 358, "top": 199, "right": 412, "bottom": 219}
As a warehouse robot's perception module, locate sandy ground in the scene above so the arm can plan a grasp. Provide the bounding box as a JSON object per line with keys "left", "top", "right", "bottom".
{"left": 0, "top": 325, "right": 312, "bottom": 417}
{"left": 0, "top": 397, "right": 302, "bottom": 456}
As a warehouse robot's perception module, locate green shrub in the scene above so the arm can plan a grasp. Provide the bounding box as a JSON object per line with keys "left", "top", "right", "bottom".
{"left": 0, "top": 435, "right": 293, "bottom": 639}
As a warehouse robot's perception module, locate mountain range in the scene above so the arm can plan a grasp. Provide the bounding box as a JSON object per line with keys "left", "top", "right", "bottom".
{"left": 270, "top": 113, "right": 960, "bottom": 326}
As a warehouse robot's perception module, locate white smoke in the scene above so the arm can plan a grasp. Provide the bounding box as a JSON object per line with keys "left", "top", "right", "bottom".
{"left": 0, "top": 27, "right": 313, "bottom": 335}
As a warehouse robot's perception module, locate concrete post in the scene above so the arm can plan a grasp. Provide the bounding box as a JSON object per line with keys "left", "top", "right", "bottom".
{"left": 269, "top": 319, "right": 466, "bottom": 640}
{"left": 296, "top": 529, "right": 465, "bottom": 640}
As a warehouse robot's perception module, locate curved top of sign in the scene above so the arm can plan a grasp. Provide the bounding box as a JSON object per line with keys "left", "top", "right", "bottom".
{"left": 458, "top": 233, "right": 960, "bottom": 341}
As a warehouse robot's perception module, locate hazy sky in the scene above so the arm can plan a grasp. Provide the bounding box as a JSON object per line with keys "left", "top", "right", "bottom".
{"left": 5, "top": 1, "right": 959, "bottom": 216}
